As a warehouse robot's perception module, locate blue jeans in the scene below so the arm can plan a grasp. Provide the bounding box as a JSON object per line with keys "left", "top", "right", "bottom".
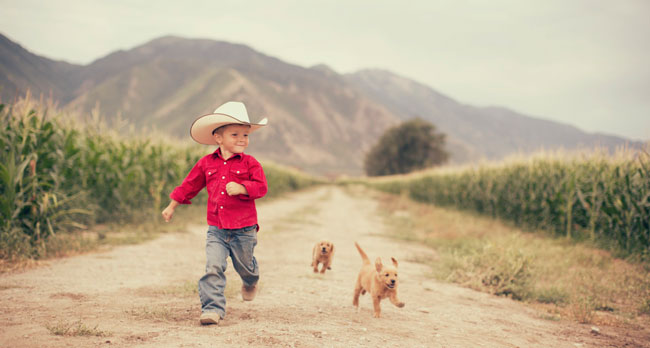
{"left": 199, "top": 224, "right": 259, "bottom": 318}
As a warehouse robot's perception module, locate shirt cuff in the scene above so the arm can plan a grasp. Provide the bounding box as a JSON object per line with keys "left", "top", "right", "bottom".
{"left": 239, "top": 182, "right": 254, "bottom": 200}
{"left": 170, "top": 192, "right": 192, "bottom": 205}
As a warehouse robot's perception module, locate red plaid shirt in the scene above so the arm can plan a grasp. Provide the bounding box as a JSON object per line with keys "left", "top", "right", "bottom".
{"left": 170, "top": 148, "right": 268, "bottom": 229}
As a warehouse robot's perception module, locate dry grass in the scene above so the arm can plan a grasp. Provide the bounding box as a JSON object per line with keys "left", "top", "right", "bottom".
{"left": 367, "top": 187, "right": 650, "bottom": 328}
{"left": 125, "top": 305, "right": 193, "bottom": 323}
{"left": 46, "top": 320, "right": 109, "bottom": 337}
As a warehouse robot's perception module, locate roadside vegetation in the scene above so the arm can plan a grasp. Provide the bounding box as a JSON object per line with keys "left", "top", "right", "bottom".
{"left": 367, "top": 187, "right": 650, "bottom": 326}
{"left": 348, "top": 185, "right": 650, "bottom": 327}
{"left": 360, "top": 149, "right": 650, "bottom": 258}
{"left": 344, "top": 146, "right": 650, "bottom": 327}
{"left": 46, "top": 320, "right": 109, "bottom": 337}
{"left": 0, "top": 96, "right": 322, "bottom": 268}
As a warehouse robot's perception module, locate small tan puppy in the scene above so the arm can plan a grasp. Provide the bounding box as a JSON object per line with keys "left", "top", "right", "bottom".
{"left": 353, "top": 242, "right": 405, "bottom": 318}
{"left": 311, "top": 240, "right": 335, "bottom": 273}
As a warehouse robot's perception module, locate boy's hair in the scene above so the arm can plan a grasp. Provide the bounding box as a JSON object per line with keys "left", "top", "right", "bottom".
{"left": 212, "top": 124, "right": 251, "bottom": 135}
{"left": 212, "top": 125, "right": 225, "bottom": 136}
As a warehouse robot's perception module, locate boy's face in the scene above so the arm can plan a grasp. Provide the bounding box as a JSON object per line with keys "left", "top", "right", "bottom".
{"left": 213, "top": 124, "right": 250, "bottom": 156}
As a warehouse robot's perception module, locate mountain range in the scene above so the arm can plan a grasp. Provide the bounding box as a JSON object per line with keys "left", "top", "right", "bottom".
{"left": 1, "top": 33, "right": 640, "bottom": 175}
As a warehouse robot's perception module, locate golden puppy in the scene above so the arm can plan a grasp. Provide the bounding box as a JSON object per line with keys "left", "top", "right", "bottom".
{"left": 311, "top": 240, "right": 335, "bottom": 274}
{"left": 353, "top": 242, "right": 405, "bottom": 318}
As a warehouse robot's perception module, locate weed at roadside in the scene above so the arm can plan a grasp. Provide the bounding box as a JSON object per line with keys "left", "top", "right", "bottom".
{"left": 126, "top": 306, "right": 179, "bottom": 322}
{"left": 46, "top": 320, "right": 109, "bottom": 337}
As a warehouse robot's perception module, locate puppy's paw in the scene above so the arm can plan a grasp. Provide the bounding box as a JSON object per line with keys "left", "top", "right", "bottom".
{"left": 397, "top": 302, "right": 405, "bottom": 308}
{"left": 373, "top": 312, "right": 381, "bottom": 318}
{"left": 327, "top": 266, "right": 331, "bottom": 270}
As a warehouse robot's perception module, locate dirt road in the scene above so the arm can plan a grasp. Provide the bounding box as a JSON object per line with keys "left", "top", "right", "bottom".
{"left": 0, "top": 186, "right": 638, "bottom": 347}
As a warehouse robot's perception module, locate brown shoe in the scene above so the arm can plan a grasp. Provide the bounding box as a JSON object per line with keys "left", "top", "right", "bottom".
{"left": 199, "top": 312, "right": 221, "bottom": 325}
{"left": 242, "top": 284, "right": 257, "bottom": 301}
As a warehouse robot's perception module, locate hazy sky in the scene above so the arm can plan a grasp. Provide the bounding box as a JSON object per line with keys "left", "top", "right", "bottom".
{"left": 2, "top": 0, "right": 649, "bottom": 140}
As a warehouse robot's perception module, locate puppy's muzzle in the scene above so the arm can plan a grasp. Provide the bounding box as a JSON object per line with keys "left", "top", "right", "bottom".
{"left": 387, "top": 280, "right": 396, "bottom": 289}
{"left": 321, "top": 248, "right": 328, "bottom": 254}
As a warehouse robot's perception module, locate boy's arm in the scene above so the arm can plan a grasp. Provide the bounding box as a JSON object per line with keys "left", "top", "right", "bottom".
{"left": 238, "top": 158, "right": 268, "bottom": 200}
{"left": 169, "top": 158, "right": 207, "bottom": 204}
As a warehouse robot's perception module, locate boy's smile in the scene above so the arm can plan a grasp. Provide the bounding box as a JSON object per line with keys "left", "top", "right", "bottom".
{"left": 213, "top": 124, "right": 251, "bottom": 160}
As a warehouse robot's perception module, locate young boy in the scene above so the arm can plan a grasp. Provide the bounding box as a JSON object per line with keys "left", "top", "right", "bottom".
{"left": 161, "top": 101, "right": 268, "bottom": 325}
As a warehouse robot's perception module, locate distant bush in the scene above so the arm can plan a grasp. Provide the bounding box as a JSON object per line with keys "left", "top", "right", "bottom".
{"left": 364, "top": 118, "right": 448, "bottom": 176}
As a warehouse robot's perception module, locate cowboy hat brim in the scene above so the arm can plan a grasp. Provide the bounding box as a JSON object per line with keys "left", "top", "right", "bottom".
{"left": 190, "top": 113, "right": 268, "bottom": 145}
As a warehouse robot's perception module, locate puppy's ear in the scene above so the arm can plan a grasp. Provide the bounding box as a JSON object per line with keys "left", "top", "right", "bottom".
{"left": 375, "top": 257, "right": 383, "bottom": 273}
{"left": 391, "top": 257, "right": 398, "bottom": 268}
{"left": 331, "top": 243, "right": 335, "bottom": 254}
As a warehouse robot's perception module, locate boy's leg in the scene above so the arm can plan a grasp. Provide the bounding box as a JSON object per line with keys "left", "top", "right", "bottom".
{"left": 230, "top": 225, "right": 260, "bottom": 299}
{"left": 198, "top": 226, "right": 230, "bottom": 320}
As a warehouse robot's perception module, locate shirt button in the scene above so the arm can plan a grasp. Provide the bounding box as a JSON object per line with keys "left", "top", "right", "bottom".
{"left": 236, "top": 170, "right": 240, "bottom": 174}
{"left": 224, "top": 162, "right": 227, "bottom": 165}
{"left": 220, "top": 206, "right": 223, "bottom": 209}
{"left": 222, "top": 176, "right": 225, "bottom": 179}
{"left": 208, "top": 171, "right": 211, "bottom": 175}
{"left": 221, "top": 192, "right": 224, "bottom": 195}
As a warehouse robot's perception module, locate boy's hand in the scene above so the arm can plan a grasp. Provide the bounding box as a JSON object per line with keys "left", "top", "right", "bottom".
{"left": 226, "top": 182, "right": 248, "bottom": 196}
{"left": 162, "top": 206, "right": 174, "bottom": 222}
{"left": 162, "top": 200, "right": 179, "bottom": 222}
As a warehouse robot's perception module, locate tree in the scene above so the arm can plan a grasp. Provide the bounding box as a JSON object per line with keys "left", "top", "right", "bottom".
{"left": 364, "top": 118, "right": 448, "bottom": 176}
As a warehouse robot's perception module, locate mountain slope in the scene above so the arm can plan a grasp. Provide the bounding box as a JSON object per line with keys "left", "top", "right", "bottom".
{"left": 0, "top": 34, "right": 81, "bottom": 103}
{"left": 345, "top": 69, "right": 636, "bottom": 163}
{"left": 0, "top": 33, "right": 640, "bottom": 175}
{"left": 64, "top": 36, "right": 398, "bottom": 174}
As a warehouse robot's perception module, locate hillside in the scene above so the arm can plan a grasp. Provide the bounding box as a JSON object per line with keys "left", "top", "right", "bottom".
{"left": 0, "top": 34, "right": 80, "bottom": 103}
{"left": 345, "top": 69, "right": 634, "bottom": 163}
{"left": 0, "top": 33, "right": 640, "bottom": 175}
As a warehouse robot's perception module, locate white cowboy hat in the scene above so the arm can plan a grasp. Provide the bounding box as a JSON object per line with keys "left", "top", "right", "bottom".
{"left": 190, "top": 101, "right": 268, "bottom": 145}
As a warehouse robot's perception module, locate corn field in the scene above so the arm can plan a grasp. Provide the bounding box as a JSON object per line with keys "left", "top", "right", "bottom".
{"left": 368, "top": 150, "right": 650, "bottom": 256}
{"left": 0, "top": 99, "right": 320, "bottom": 260}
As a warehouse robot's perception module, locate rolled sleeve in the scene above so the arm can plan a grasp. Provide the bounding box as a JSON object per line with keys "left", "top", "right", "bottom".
{"left": 239, "top": 159, "right": 267, "bottom": 200}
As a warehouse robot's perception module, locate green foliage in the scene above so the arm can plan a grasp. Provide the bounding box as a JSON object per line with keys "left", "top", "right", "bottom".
{"left": 364, "top": 118, "right": 448, "bottom": 176}
{"left": 0, "top": 99, "right": 320, "bottom": 261}
{"left": 0, "top": 104, "right": 92, "bottom": 258}
{"left": 369, "top": 150, "right": 650, "bottom": 256}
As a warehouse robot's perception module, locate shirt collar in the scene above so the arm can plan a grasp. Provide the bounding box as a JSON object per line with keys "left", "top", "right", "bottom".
{"left": 213, "top": 148, "right": 243, "bottom": 161}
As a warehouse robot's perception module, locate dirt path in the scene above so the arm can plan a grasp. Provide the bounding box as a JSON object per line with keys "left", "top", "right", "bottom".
{"left": 0, "top": 186, "right": 639, "bottom": 347}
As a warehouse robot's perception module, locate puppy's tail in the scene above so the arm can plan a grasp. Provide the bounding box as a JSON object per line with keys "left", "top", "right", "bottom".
{"left": 354, "top": 242, "right": 371, "bottom": 265}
